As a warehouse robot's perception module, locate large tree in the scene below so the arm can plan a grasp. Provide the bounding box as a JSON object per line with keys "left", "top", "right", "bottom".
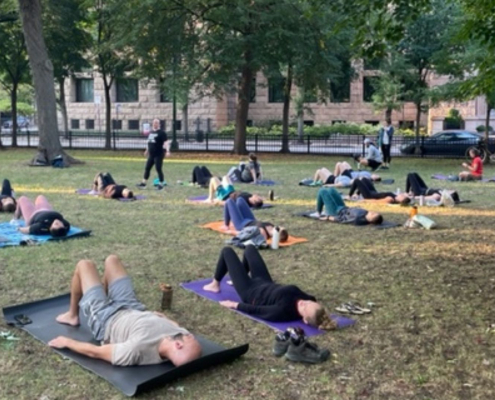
{"left": 0, "top": 0, "right": 30, "bottom": 147}
{"left": 17, "top": 0, "right": 79, "bottom": 165}
{"left": 43, "top": 0, "right": 91, "bottom": 136}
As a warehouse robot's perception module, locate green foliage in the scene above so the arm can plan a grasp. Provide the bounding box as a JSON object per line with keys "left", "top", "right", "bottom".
{"left": 0, "top": 98, "right": 34, "bottom": 115}
{"left": 476, "top": 125, "right": 493, "bottom": 133}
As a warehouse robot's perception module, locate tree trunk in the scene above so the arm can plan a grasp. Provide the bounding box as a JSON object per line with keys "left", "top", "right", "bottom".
{"left": 57, "top": 76, "right": 69, "bottom": 138}
{"left": 0, "top": 117, "right": 3, "bottom": 149}
{"left": 385, "top": 107, "right": 392, "bottom": 123}
{"left": 485, "top": 103, "right": 492, "bottom": 164}
{"left": 281, "top": 65, "right": 293, "bottom": 153}
{"left": 233, "top": 51, "right": 253, "bottom": 155}
{"left": 414, "top": 101, "right": 422, "bottom": 154}
{"left": 103, "top": 76, "right": 112, "bottom": 150}
{"left": 297, "top": 114, "right": 304, "bottom": 143}
{"left": 11, "top": 83, "right": 18, "bottom": 147}
{"left": 183, "top": 103, "right": 189, "bottom": 141}
{"left": 17, "top": 0, "right": 80, "bottom": 165}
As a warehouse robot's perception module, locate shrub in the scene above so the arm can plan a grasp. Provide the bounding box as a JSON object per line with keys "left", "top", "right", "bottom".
{"left": 476, "top": 124, "right": 493, "bottom": 133}
{"left": 443, "top": 109, "right": 464, "bottom": 130}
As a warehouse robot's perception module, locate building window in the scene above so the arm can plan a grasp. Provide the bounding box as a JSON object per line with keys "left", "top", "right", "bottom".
{"left": 160, "top": 92, "right": 171, "bottom": 103}
{"left": 70, "top": 119, "right": 80, "bottom": 129}
{"left": 364, "top": 120, "right": 380, "bottom": 126}
{"left": 304, "top": 120, "right": 314, "bottom": 126}
{"left": 173, "top": 120, "right": 182, "bottom": 131}
{"left": 85, "top": 119, "right": 95, "bottom": 130}
{"left": 246, "top": 120, "right": 253, "bottom": 127}
{"left": 128, "top": 119, "right": 139, "bottom": 130}
{"left": 116, "top": 78, "right": 139, "bottom": 102}
{"left": 112, "top": 119, "right": 122, "bottom": 130}
{"left": 268, "top": 77, "right": 286, "bottom": 103}
{"left": 399, "top": 120, "right": 414, "bottom": 129}
{"left": 332, "top": 120, "right": 346, "bottom": 124}
{"left": 330, "top": 81, "right": 350, "bottom": 103}
{"left": 250, "top": 77, "right": 256, "bottom": 103}
{"left": 363, "top": 77, "right": 378, "bottom": 102}
{"left": 75, "top": 79, "right": 94, "bottom": 103}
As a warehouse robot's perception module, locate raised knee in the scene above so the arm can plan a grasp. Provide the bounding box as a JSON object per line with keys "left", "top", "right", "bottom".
{"left": 76, "top": 259, "right": 96, "bottom": 272}
{"left": 105, "top": 254, "right": 121, "bottom": 265}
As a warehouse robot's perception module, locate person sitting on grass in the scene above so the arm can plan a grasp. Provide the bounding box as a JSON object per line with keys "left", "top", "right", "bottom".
{"left": 406, "top": 172, "right": 460, "bottom": 202}
{"left": 353, "top": 139, "right": 383, "bottom": 171}
{"left": 459, "top": 148, "right": 483, "bottom": 181}
{"left": 0, "top": 179, "right": 16, "bottom": 212}
{"left": 203, "top": 245, "right": 335, "bottom": 329}
{"left": 15, "top": 195, "right": 70, "bottom": 236}
{"left": 311, "top": 187, "right": 383, "bottom": 225}
{"left": 92, "top": 172, "right": 134, "bottom": 200}
{"left": 204, "top": 175, "right": 265, "bottom": 208}
{"left": 230, "top": 153, "right": 263, "bottom": 184}
{"left": 223, "top": 197, "right": 288, "bottom": 241}
{"left": 49, "top": 255, "right": 202, "bottom": 366}
{"left": 348, "top": 177, "right": 411, "bottom": 205}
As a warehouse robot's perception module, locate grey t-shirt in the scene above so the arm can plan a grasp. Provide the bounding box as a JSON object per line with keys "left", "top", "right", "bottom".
{"left": 104, "top": 309, "right": 190, "bottom": 366}
{"left": 366, "top": 145, "right": 383, "bottom": 162}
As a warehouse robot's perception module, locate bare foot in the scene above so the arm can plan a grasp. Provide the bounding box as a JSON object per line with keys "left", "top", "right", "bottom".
{"left": 203, "top": 198, "right": 214, "bottom": 204}
{"left": 56, "top": 311, "right": 80, "bottom": 326}
{"left": 203, "top": 280, "right": 221, "bottom": 293}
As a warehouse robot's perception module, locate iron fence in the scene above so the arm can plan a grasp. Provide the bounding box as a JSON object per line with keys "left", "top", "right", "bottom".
{"left": 0, "top": 129, "right": 491, "bottom": 159}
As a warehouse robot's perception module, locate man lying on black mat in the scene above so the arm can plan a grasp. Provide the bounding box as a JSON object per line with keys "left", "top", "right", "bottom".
{"left": 50, "top": 255, "right": 202, "bottom": 366}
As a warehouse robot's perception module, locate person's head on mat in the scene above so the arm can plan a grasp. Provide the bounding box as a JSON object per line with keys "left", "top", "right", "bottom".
{"left": 370, "top": 174, "right": 381, "bottom": 182}
{"left": 1, "top": 197, "right": 16, "bottom": 212}
{"left": 51, "top": 255, "right": 202, "bottom": 367}
{"left": 395, "top": 193, "right": 411, "bottom": 205}
{"left": 49, "top": 219, "right": 70, "bottom": 237}
{"left": 248, "top": 194, "right": 263, "bottom": 208}
{"left": 122, "top": 188, "right": 134, "bottom": 199}
{"left": 365, "top": 211, "right": 383, "bottom": 225}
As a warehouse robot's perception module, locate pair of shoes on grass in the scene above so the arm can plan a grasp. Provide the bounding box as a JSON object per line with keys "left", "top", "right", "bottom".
{"left": 272, "top": 327, "right": 330, "bottom": 364}
{"left": 335, "top": 302, "right": 371, "bottom": 315}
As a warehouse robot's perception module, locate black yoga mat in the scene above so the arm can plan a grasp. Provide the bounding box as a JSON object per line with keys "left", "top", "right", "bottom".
{"left": 3, "top": 293, "right": 249, "bottom": 397}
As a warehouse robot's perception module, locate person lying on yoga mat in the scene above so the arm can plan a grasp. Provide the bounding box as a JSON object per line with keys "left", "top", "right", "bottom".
{"left": 50, "top": 255, "right": 202, "bottom": 366}
{"left": 353, "top": 139, "right": 383, "bottom": 171}
{"left": 191, "top": 165, "right": 215, "bottom": 187}
{"left": 15, "top": 195, "right": 70, "bottom": 236}
{"left": 406, "top": 172, "right": 460, "bottom": 202}
{"left": 333, "top": 161, "right": 381, "bottom": 181}
{"left": 230, "top": 153, "right": 263, "bottom": 184}
{"left": 205, "top": 176, "right": 264, "bottom": 208}
{"left": 348, "top": 177, "right": 410, "bottom": 205}
{"left": 313, "top": 164, "right": 381, "bottom": 187}
{"left": 92, "top": 172, "right": 134, "bottom": 199}
{"left": 0, "top": 179, "right": 16, "bottom": 212}
{"left": 459, "top": 148, "right": 483, "bottom": 181}
{"left": 203, "top": 246, "right": 334, "bottom": 329}
{"left": 311, "top": 187, "right": 383, "bottom": 225}
{"left": 223, "top": 197, "right": 288, "bottom": 241}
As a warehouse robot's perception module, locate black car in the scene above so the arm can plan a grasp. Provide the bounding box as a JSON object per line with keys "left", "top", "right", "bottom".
{"left": 400, "top": 130, "right": 495, "bottom": 159}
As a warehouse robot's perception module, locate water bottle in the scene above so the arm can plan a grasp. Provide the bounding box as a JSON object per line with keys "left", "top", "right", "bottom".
{"left": 271, "top": 226, "right": 280, "bottom": 250}
{"left": 396, "top": 188, "right": 401, "bottom": 195}
{"left": 419, "top": 195, "right": 425, "bottom": 206}
{"left": 160, "top": 283, "right": 173, "bottom": 310}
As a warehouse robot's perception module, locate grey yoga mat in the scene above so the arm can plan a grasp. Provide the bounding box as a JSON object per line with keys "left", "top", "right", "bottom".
{"left": 3, "top": 294, "right": 249, "bottom": 397}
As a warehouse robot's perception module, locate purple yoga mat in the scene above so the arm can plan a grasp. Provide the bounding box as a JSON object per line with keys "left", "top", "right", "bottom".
{"left": 181, "top": 278, "right": 355, "bottom": 336}
{"left": 187, "top": 195, "right": 273, "bottom": 209}
{"left": 76, "top": 188, "right": 145, "bottom": 201}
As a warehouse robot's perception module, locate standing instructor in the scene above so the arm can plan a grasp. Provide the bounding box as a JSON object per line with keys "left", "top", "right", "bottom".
{"left": 377, "top": 119, "right": 394, "bottom": 168}
{"left": 137, "top": 119, "right": 169, "bottom": 190}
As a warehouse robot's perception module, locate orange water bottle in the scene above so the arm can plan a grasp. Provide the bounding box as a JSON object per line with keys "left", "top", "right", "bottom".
{"left": 409, "top": 205, "right": 418, "bottom": 219}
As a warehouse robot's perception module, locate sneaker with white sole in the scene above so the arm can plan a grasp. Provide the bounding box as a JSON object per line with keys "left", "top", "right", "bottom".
{"left": 285, "top": 339, "right": 330, "bottom": 364}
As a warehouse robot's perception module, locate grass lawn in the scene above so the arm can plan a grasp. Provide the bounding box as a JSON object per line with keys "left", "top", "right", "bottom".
{"left": 1, "top": 148, "right": 495, "bottom": 400}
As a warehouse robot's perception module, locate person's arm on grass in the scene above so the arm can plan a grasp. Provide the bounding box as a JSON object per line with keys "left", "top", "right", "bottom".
{"left": 49, "top": 336, "right": 113, "bottom": 363}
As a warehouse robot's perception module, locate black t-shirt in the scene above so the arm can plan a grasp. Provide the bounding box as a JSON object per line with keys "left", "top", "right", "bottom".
{"left": 246, "top": 220, "right": 273, "bottom": 237}
{"left": 28, "top": 211, "right": 70, "bottom": 235}
{"left": 237, "top": 280, "right": 316, "bottom": 321}
{"left": 238, "top": 192, "right": 252, "bottom": 204}
{"left": 112, "top": 185, "right": 127, "bottom": 199}
{"left": 147, "top": 129, "right": 167, "bottom": 156}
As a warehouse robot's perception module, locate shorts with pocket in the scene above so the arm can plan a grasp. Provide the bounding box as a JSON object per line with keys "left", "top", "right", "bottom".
{"left": 79, "top": 276, "right": 146, "bottom": 341}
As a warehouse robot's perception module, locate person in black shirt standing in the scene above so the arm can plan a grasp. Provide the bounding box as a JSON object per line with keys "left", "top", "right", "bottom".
{"left": 203, "top": 246, "right": 328, "bottom": 327}
{"left": 15, "top": 195, "right": 70, "bottom": 236}
{"left": 137, "top": 119, "right": 169, "bottom": 190}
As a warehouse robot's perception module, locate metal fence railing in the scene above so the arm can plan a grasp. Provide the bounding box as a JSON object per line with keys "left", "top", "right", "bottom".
{"left": 1, "top": 129, "right": 492, "bottom": 159}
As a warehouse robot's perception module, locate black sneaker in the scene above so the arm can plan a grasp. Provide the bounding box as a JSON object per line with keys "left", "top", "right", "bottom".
{"left": 273, "top": 331, "right": 290, "bottom": 357}
{"left": 136, "top": 182, "right": 146, "bottom": 189}
{"left": 285, "top": 339, "right": 330, "bottom": 364}
{"left": 155, "top": 184, "right": 164, "bottom": 190}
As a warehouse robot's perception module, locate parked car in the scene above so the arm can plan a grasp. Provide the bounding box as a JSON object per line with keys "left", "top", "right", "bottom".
{"left": 400, "top": 130, "right": 495, "bottom": 160}
{"left": 2, "top": 116, "right": 30, "bottom": 129}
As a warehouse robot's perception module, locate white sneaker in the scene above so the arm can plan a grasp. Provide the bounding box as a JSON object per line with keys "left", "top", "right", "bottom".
{"left": 309, "top": 212, "right": 321, "bottom": 219}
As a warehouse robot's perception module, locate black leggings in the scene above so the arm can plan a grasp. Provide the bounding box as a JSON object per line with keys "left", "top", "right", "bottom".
{"left": 143, "top": 154, "right": 164, "bottom": 182}
{"left": 1, "top": 179, "right": 13, "bottom": 196}
{"left": 349, "top": 178, "right": 395, "bottom": 200}
{"left": 381, "top": 144, "right": 391, "bottom": 164}
{"left": 101, "top": 173, "right": 116, "bottom": 189}
{"left": 405, "top": 173, "right": 441, "bottom": 196}
{"left": 192, "top": 166, "right": 212, "bottom": 186}
{"left": 214, "top": 246, "right": 273, "bottom": 302}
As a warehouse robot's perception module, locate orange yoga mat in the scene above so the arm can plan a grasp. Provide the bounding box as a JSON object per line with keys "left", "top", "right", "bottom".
{"left": 201, "top": 221, "right": 308, "bottom": 247}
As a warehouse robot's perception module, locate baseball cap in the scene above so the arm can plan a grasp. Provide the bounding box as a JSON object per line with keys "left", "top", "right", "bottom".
{"left": 364, "top": 138, "right": 371, "bottom": 144}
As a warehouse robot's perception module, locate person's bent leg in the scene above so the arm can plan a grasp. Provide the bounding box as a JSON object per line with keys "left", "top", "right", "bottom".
{"left": 155, "top": 155, "right": 164, "bottom": 183}
{"left": 317, "top": 187, "right": 345, "bottom": 216}
{"left": 243, "top": 245, "right": 273, "bottom": 282}
{"left": 407, "top": 173, "right": 425, "bottom": 196}
{"left": 15, "top": 196, "right": 35, "bottom": 221}
{"left": 102, "top": 254, "right": 129, "bottom": 293}
{"left": 206, "top": 177, "right": 221, "bottom": 201}
{"left": 314, "top": 168, "right": 331, "bottom": 183}
{"left": 204, "top": 247, "right": 252, "bottom": 299}
{"left": 201, "top": 166, "right": 213, "bottom": 180}
{"left": 103, "top": 173, "right": 116, "bottom": 186}
{"left": 236, "top": 197, "right": 255, "bottom": 221}
{"left": 1, "top": 179, "right": 13, "bottom": 196}
{"left": 34, "top": 195, "right": 53, "bottom": 212}
{"left": 224, "top": 198, "right": 253, "bottom": 230}
{"left": 56, "top": 260, "right": 102, "bottom": 326}
{"left": 221, "top": 175, "right": 233, "bottom": 187}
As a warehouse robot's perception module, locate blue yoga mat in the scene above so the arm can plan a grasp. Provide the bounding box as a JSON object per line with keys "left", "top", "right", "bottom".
{"left": 181, "top": 278, "right": 355, "bottom": 336}
{"left": 0, "top": 221, "right": 91, "bottom": 248}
